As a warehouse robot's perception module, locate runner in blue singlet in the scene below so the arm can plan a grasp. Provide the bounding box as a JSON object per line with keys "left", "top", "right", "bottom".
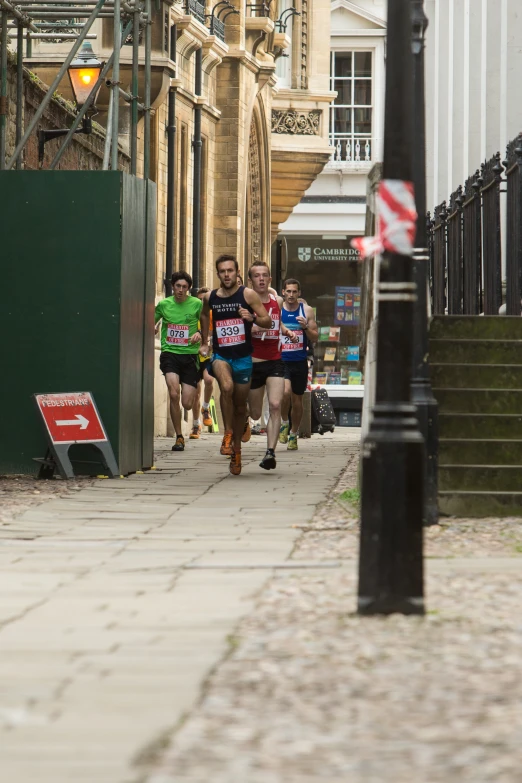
{"left": 280, "top": 278, "right": 318, "bottom": 450}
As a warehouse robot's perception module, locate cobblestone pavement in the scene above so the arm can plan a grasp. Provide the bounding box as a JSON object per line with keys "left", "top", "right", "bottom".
{"left": 145, "top": 437, "right": 522, "bottom": 783}
{"left": 0, "top": 430, "right": 354, "bottom": 783}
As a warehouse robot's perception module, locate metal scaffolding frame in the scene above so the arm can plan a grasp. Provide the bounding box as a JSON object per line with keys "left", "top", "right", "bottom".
{"left": 0, "top": 0, "right": 152, "bottom": 172}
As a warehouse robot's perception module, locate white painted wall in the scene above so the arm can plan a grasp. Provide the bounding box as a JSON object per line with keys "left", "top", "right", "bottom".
{"left": 425, "top": 0, "right": 522, "bottom": 210}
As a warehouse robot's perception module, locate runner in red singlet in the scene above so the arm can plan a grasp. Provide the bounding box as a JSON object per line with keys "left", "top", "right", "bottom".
{"left": 248, "top": 262, "right": 298, "bottom": 470}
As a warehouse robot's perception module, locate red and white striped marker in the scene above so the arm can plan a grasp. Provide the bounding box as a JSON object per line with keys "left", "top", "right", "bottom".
{"left": 351, "top": 179, "right": 417, "bottom": 259}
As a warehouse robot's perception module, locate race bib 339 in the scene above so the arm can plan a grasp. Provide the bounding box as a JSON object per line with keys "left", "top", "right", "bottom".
{"left": 216, "top": 318, "right": 246, "bottom": 347}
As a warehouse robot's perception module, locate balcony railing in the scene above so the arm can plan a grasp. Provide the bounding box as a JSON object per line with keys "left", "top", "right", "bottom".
{"left": 330, "top": 133, "right": 372, "bottom": 164}
{"left": 184, "top": 0, "right": 206, "bottom": 25}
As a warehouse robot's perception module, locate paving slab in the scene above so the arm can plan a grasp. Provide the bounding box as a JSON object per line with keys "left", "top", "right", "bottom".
{"left": 0, "top": 431, "right": 351, "bottom": 783}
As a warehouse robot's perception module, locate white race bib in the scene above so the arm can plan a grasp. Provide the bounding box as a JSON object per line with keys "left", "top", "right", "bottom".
{"left": 166, "top": 323, "right": 189, "bottom": 346}
{"left": 252, "top": 314, "right": 280, "bottom": 340}
{"left": 281, "top": 329, "right": 304, "bottom": 353}
{"left": 216, "top": 318, "right": 246, "bottom": 347}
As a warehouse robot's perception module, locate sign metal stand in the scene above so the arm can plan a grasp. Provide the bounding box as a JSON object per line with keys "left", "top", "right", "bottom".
{"left": 33, "top": 392, "right": 119, "bottom": 479}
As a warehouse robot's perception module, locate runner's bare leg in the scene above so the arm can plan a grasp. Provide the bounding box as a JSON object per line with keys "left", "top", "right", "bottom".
{"left": 290, "top": 391, "right": 304, "bottom": 434}
{"left": 181, "top": 383, "right": 197, "bottom": 412}
{"left": 248, "top": 385, "right": 265, "bottom": 421}
{"left": 212, "top": 360, "right": 234, "bottom": 432}
{"left": 191, "top": 380, "right": 202, "bottom": 421}
{"left": 265, "top": 375, "right": 284, "bottom": 450}
{"left": 281, "top": 379, "right": 292, "bottom": 421}
{"left": 232, "top": 381, "right": 251, "bottom": 451}
{"left": 165, "top": 372, "right": 182, "bottom": 435}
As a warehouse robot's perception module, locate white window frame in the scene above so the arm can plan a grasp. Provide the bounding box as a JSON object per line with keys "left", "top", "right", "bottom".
{"left": 330, "top": 49, "right": 373, "bottom": 164}
{"left": 327, "top": 37, "right": 385, "bottom": 171}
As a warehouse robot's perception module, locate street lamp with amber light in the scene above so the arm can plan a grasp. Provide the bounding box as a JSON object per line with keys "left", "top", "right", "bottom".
{"left": 67, "top": 42, "right": 103, "bottom": 108}
{"left": 38, "top": 42, "right": 103, "bottom": 166}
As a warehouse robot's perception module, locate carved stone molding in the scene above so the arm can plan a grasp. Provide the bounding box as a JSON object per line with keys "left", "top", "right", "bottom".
{"left": 271, "top": 109, "right": 321, "bottom": 135}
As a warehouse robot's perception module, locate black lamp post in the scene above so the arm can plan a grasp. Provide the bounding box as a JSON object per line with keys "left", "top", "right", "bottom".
{"left": 357, "top": 0, "right": 425, "bottom": 616}
{"left": 410, "top": 0, "right": 439, "bottom": 527}
{"left": 38, "top": 42, "right": 103, "bottom": 165}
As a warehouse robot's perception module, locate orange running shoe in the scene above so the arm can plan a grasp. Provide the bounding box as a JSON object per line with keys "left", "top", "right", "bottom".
{"left": 220, "top": 431, "right": 234, "bottom": 456}
{"left": 189, "top": 424, "right": 201, "bottom": 439}
{"left": 229, "top": 450, "right": 242, "bottom": 475}
{"left": 241, "top": 420, "right": 251, "bottom": 443}
{"left": 202, "top": 406, "right": 213, "bottom": 428}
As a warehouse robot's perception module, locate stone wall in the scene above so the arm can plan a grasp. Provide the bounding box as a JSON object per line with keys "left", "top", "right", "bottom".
{"left": 4, "top": 53, "right": 129, "bottom": 171}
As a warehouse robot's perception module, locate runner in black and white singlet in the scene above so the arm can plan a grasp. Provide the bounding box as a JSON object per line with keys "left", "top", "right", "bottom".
{"left": 200, "top": 255, "right": 271, "bottom": 475}
{"left": 280, "top": 278, "right": 318, "bottom": 450}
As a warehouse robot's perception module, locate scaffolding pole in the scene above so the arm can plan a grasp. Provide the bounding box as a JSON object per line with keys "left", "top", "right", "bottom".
{"left": 15, "top": 23, "right": 23, "bottom": 169}
{"left": 6, "top": 0, "right": 108, "bottom": 169}
{"left": 110, "top": 0, "right": 120, "bottom": 171}
{"left": 143, "top": 0, "right": 150, "bottom": 179}
{"left": 0, "top": 9, "right": 7, "bottom": 170}
{"left": 130, "top": 0, "right": 139, "bottom": 174}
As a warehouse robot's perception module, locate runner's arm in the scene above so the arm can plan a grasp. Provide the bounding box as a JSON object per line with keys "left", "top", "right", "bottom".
{"left": 241, "top": 289, "right": 271, "bottom": 329}
{"left": 297, "top": 304, "right": 318, "bottom": 342}
{"left": 199, "top": 294, "right": 211, "bottom": 355}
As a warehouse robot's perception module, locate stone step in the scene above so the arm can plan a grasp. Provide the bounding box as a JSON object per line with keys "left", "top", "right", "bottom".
{"left": 431, "top": 363, "right": 522, "bottom": 390}
{"left": 439, "top": 465, "right": 522, "bottom": 492}
{"left": 430, "top": 315, "right": 522, "bottom": 340}
{"left": 439, "top": 413, "right": 522, "bottom": 440}
{"left": 439, "top": 491, "right": 522, "bottom": 517}
{"left": 430, "top": 339, "right": 522, "bottom": 365}
{"left": 440, "top": 438, "right": 522, "bottom": 465}
{"left": 434, "top": 388, "right": 522, "bottom": 415}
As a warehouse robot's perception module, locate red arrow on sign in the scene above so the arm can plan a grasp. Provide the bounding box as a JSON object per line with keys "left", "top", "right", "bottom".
{"left": 55, "top": 415, "right": 89, "bottom": 430}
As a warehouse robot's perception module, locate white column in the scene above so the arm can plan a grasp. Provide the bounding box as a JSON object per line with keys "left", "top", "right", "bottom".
{"left": 447, "top": 0, "right": 454, "bottom": 193}
{"left": 463, "top": 0, "right": 470, "bottom": 182}
{"left": 500, "top": 0, "right": 508, "bottom": 154}
{"left": 480, "top": 0, "right": 487, "bottom": 161}
{"left": 432, "top": 0, "right": 440, "bottom": 207}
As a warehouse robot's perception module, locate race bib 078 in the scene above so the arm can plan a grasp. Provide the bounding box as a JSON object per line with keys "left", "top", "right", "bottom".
{"left": 216, "top": 318, "right": 246, "bottom": 347}
{"left": 252, "top": 314, "right": 280, "bottom": 340}
{"left": 166, "top": 324, "right": 189, "bottom": 346}
{"left": 281, "top": 329, "right": 304, "bottom": 352}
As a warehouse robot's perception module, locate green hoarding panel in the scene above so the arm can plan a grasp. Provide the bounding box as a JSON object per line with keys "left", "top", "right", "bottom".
{"left": 0, "top": 170, "right": 155, "bottom": 476}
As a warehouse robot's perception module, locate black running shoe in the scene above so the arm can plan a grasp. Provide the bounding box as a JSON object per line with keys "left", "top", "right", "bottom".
{"left": 259, "top": 450, "right": 276, "bottom": 470}
{"left": 172, "top": 435, "right": 185, "bottom": 451}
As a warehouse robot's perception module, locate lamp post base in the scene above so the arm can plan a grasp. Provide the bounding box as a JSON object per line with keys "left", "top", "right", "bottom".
{"left": 358, "top": 404, "right": 425, "bottom": 616}
{"left": 411, "top": 378, "right": 439, "bottom": 526}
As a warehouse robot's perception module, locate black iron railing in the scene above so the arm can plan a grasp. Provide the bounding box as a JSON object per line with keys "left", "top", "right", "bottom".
{"left": 428, "top": 133, "right": 522, "bottom": 315}
{"left": 505, "top": 134, "right": 522, "bottom": 314}
{"left": 184, "top": 0, "right": 206, "bottom": 25}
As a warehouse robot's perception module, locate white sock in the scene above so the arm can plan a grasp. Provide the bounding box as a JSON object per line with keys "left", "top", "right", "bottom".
{"left": 202, "top": 403, "right": 209, "bottom": 411}
{"left": 194, "top": 419, "right": 200, "bottom": 426}
{"left": 281, "top": 420, "right": 289, "bottom": 426}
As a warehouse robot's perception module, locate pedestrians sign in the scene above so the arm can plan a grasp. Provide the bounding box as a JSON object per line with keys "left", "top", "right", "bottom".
{"left": 33, "top": 392, "right": 119, "bottom": 479}
{"left": 35, "top": 392, "right": 107, "bottom": 444}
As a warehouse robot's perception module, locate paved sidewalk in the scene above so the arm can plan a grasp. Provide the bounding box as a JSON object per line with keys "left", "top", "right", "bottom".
{"left": 0, "top": 430, "right": 354, "bottom": 783}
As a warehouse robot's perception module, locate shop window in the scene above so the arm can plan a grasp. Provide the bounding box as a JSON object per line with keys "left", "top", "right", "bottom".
{"left": 330, "top": 51, "right": 372, "bottom": 163}
{"left": 282, "top": 236, "right": 363, "bottom": 388}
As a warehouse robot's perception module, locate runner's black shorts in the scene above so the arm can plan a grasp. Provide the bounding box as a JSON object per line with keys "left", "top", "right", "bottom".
{"left": 283, "top": 359, "right": 308, "bottom": 395}
{"left": 250, "top": 359, "right": 285, "bottom": 390}
{"left": 198, "top": 357, "right": 212, "bottom": 381}
{"left": 159, "top": 352, "right": 199, "bottom": 388}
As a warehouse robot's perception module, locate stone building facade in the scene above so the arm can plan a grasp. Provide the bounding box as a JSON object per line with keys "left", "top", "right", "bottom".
{"left": 25, "top": 0, "right": 332, "bottom": 292}
{"left": 16, "top": 0, "right": 332, "bottom": 434}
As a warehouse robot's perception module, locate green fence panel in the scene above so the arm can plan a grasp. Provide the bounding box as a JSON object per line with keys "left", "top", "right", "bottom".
{"left": 0, "top": 170, "right": 155, "bottom": 476}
